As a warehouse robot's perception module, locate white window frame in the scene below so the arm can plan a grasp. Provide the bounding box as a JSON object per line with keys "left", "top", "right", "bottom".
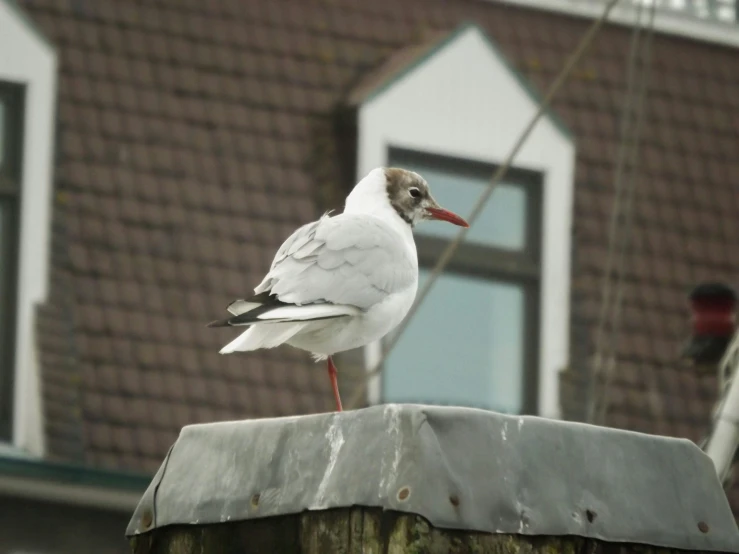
{"left": 381, "top": 148, "right": 544, "bottom": 414}
{"left": 0, "top": 0, "right": 58, "bottom": 455}
{"left": 352, "top": 24, "right": 575, "bottom": 419}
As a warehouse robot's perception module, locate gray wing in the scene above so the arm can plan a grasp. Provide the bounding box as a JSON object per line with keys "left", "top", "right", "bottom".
{"left": 254, "top": 213, "right": 417, "bottom": 310}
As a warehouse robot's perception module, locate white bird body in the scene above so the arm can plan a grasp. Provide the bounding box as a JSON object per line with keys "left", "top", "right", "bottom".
{"left": 218, "top": 168, "right": 418, "bottom": 358}
{"left": 209, "top": 167, "right": 468, "bottom": 410}
{"left": 286, "top": 280, "right": 418, "bottom": 359}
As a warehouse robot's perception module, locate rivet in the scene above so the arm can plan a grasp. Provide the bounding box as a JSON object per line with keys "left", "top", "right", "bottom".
{"left": 141, "top": 509, "right": 153, "bottom": 529}
{"left": 397, "top": 486, "right": 410, "bottom": 501}
{"left": 449, "top": 494, "right": 460, "bottom": 507}
{"left": 251, "top": 493, "right": 261, "bottom": 508}
{"left": 698, "top": 521, "right": 709, "bottom": 533}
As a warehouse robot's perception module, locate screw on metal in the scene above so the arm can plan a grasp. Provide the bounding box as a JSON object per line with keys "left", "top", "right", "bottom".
{"left": 586, "top": 509, "right": 597, "bottom": 523}
{"left": 449, "top": 494, "right": 460, "bottom": 507}
{"left": 397, "top": 486, "right": 410, "bottom": 501}
{"left": 698, "top": 521, "right": 710, "bottom": 533}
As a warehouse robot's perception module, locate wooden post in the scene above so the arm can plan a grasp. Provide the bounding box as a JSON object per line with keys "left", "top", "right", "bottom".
{"left": 127, "top": 405, "right": 739, "bottom": 554}
{"left": 130, "top": 507, "right": 709, "bottom": 554}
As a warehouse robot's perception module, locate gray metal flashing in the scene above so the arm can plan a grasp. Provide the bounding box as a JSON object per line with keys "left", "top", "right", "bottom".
{"left": 0, "top": 454, "right": 152, "bottom": 491}
{"left": 127, "top": 404, "right": 739, "bottom": 552}
{"left": 0, "top": 454, "right": 151, "bottom": 511}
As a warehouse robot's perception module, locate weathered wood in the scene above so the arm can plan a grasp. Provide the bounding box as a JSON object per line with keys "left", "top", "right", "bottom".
{"left": 129, "top": 507, "right": 690, "bottom": 554}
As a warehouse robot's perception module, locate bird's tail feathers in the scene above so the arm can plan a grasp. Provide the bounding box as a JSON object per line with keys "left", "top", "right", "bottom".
{"left": 210, "top": 293, "right": 358, "bottom": 354}
{"left": 226, "top": 299, "right": 262, "bottom": 316}
{"left": 219, "top": 322, "right": 308, "bottom": 354}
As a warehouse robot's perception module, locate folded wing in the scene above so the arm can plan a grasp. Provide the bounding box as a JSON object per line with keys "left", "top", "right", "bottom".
{"left": 208, "top": 213, "right": 416, "bottom": 328}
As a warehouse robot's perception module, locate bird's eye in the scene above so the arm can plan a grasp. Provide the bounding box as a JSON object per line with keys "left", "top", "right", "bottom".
{"left": 409, "top": 187, "right": 421, "bottom": 199}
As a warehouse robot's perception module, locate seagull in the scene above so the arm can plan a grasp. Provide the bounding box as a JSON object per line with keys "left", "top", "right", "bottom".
{"left": 207, "top": 167, "right": 469, "bottom": 412}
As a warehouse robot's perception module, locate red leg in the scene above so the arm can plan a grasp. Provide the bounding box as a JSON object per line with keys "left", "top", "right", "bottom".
{"left": 327, "top": 356, "right": 343, "bottom": 412}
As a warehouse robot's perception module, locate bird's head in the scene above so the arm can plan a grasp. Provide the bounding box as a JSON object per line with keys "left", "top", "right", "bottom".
{"left": 383, "top": 167, "right": 469, "bottom": 228}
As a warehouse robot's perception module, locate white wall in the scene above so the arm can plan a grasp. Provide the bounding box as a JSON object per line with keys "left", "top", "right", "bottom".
{"left": 356, "top": 26, "right": 575, "bottom": 419}
{"left": 0, "top": 0, "right": 57, "bottom": 455}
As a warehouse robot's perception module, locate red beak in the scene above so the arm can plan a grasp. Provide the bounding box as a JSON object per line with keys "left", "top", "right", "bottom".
{"left": 425, "top": 207, "right": 469, "bottom": 228}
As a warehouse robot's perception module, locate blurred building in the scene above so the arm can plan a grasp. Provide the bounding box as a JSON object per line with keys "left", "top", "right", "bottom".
{"left": 0, "top": 0, "right": 738, "bottom": 551}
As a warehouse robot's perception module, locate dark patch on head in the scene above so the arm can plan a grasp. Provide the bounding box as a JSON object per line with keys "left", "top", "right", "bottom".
{"left": 384, "top": 167, "right": 430, "bottom": 226}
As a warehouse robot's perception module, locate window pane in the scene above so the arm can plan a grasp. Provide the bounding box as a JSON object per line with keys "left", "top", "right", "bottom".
{"left": 382, "top": 269, "right": 526, "bottom": 413}
{"left": 0, "top": 99, "right": 5, "bottom": 170}
{"left": 0, "top": 200, "right": 10, "bottom": 434}
{"left": 399, "top": 162, "right": 528, "bottom": 250}
{"left": 0, "top": 200, "right": 7, "bottom": 344}
{"left": 0, "top": 202, "right": 3, "bottom": 285}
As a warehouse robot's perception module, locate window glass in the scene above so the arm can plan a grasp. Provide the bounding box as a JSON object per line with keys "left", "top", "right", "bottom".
{"left": 0, "top": 201, "right": 5, "bottom": 289}
{"left": 0, "top": 99, "right": 5, "bottom": 170}
{"left": 0, "top": 85, "right": 21, "bottom": 440}
{"left": 397, "top": 161, "right": 528, "bottom": 251}
{"left": 0, "top": 200, "right": 11, "bottom": 431}
{"left": 382, "top": 269, "right": 526, "bottom": 413}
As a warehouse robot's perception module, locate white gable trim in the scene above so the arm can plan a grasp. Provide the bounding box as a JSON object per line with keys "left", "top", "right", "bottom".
{"left": 355, "top": 24, "right": 575, "bottom": 419}
{"left": 0, "top": 0, "right": 57, "bottom": 456}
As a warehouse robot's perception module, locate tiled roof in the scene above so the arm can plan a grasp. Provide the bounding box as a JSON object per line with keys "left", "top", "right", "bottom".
{"left": 346, "top": 28, "right": 449, "bottom": 106}
{"left": 18, "top": 0, "right": 739, "bottom": 500}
